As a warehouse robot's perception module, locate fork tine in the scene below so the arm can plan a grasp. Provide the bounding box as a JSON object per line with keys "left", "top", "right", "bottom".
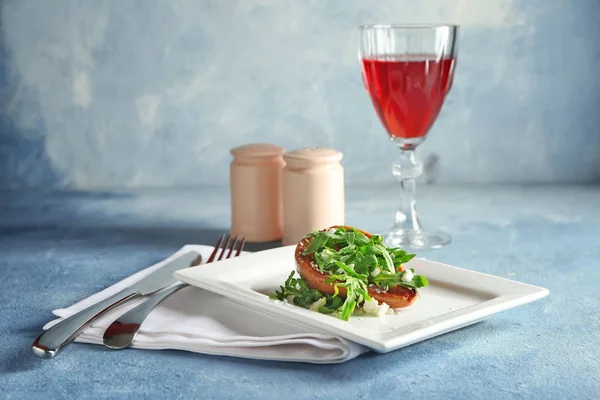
{"left": 235, "top": 237, "right": 246, "bottom": 256}
{"left": 207, "top": 234, "right": 244, "bottom": 264}
{"left": 217, "top": 234, "right": 231, "bottom": 261}
{"left": 206, "top": 234, "right": 225, "bottom": 264}
{"left": 225, "top": 235, "right": 237, "bottom": 259}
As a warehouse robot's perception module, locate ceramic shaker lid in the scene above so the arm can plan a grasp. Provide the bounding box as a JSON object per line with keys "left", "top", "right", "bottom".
{"left": 230, "top": 143, "right": 285, "bottom": 160}
{"left": 283, "top": 147, "right": 343, "bottom": 170}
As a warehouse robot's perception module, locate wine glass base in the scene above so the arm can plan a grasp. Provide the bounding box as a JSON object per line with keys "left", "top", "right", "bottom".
{"left": 385, "top": 229, "right": 451, "bottom": 251}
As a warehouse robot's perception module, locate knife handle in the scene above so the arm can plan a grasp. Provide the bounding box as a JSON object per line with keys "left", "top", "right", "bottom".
{"left": 32, "top": 288, "right": 139, "bottom": 359}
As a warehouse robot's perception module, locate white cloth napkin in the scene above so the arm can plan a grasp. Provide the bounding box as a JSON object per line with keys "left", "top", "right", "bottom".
{"left": 44, "top": 245, "right": 368, "bottom": 364}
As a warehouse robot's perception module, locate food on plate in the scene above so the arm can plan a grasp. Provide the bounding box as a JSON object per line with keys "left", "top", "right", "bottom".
{"left": 269, "top": 225, "right": 429, "bottom": 321}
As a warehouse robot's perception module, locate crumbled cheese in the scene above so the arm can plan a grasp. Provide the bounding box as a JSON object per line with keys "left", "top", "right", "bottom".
{"left": 371, "top": 267, "right": 381, "bottom": 277}
{"left": 309, "top": 297, "right": 327, "bottom": 312}
{"left": 386, "top": 307, "right": 395, "bottom": 315}
{"left": 328, "top": 228, "right": 337, "bottom": 233}
{"left": 362, "top": 298, "right": 391, "bottom": 316}
{"left": 402, "top": 269, "right": 414, "bottom": 282}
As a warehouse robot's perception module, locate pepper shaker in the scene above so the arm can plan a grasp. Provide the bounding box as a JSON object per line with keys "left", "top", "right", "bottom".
{"left": 230, "top": 143, "right": 285, "bottom": 242}
{"left": 282, "top": 147, "right": 345, "bottom": 246}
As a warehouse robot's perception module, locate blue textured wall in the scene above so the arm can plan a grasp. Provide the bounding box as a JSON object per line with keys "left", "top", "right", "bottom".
{"left": 1, "top": 0, "right": 599, "bottom": 189}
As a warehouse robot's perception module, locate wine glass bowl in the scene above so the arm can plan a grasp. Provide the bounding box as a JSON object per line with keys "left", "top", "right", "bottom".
{"left": 359, "top": 24, "right": 458, "bottom": 250}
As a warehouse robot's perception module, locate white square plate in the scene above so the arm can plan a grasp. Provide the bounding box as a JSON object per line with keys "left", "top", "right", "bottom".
{"left": 174, "top": 246, "right": 549, "bottom": 352}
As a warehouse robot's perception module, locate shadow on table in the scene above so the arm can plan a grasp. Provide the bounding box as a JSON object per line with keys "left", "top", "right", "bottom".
{"left": 0, "top": 313, "right": 62, "bottom": 374}
{"left": 1, "top": 343, "right": 47, "bottom": 374}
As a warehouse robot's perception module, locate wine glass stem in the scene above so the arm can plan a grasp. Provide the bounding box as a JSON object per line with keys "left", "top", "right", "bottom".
{"left": 392, "top": 149, "right": 423, "bottom": 233}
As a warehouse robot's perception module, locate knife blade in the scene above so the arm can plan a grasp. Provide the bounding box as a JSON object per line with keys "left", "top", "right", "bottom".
{"left": 32, "top": 251, "right": 200, "bottom": 359}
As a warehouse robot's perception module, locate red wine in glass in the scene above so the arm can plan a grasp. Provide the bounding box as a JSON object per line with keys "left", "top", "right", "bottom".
{"left": 361, "top": 55, "right": 456, "bottom": 140}
{"left": 359, "top": 25, "right": 458, "bottom": 250}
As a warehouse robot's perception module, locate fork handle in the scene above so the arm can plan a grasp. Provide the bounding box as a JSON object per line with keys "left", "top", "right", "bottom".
{"left": 102, "top": 283, "right": 188, "bottom": 349}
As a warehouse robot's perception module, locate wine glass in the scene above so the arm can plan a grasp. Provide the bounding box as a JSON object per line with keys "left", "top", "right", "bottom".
{"left": 359, "top": 24, "right": 458, "bottom": 250}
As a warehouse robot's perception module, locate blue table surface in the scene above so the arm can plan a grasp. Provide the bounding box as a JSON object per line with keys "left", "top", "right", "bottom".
{"left": 1, "top": 185, "right": 599, "bottom": 400}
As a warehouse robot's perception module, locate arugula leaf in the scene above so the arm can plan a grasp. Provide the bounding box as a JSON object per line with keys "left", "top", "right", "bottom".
{"left": 392, "top": 249, "right": 408, "bottom": 258}
{"left": 270, "top": 272, "right": 362, "bottom": 317}
{"left": 333, "top": 261, "right": 367, "bottom": 280}
{"left": 353, "top": 230, "right": 371, "bottom": 246}
{"left": 412, "top": 275, "right": 429, "bottom": 287}
{"left": 302, "top": 232, "right": 332, "bottom": 255}
{"left": 354, "top": 254, "right": 377, "bottom": 276}
{"left": 319, "top": 295, "right": 343, "bottom": 314}
{"left": 344, "top": 231, "right": 355, "bottom": 245}
{"left": 372, "top": 245, "right": 395, "bottom": 274}
{"left": 269, "top": 271, "right": 296, "bottom": 301}
{"left": 371, "top": 234, "right": 384, "bottom": 245}
{"left": 340, "top": 298, "right": 356, "bottom": 321}
{"left": 371, "top": 271, "right": 429, "bottom": 290}
{"left": 397, "top": 254, "right": 416, "bottom": 264}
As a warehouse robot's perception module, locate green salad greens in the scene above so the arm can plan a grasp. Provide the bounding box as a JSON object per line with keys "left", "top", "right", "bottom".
{"left": 269, "top": 226, "right": 429, "bottom": 321}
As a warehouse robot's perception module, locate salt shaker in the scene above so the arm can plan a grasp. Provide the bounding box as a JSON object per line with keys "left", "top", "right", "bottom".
{"left": 230, "top": 143, "right": 285, "bottom": 242}
{"left": 282, "top": 147, "right": 345, "bottom": 246}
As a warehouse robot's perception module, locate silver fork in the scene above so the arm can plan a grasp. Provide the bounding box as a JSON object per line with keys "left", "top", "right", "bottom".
{"left": 102, "top": 234, "right": 245, "bottom": 349}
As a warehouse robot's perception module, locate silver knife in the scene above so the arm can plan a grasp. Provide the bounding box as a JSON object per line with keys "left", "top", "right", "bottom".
{"left": 32, "top": 251, "right": 200, "bottom": 359}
